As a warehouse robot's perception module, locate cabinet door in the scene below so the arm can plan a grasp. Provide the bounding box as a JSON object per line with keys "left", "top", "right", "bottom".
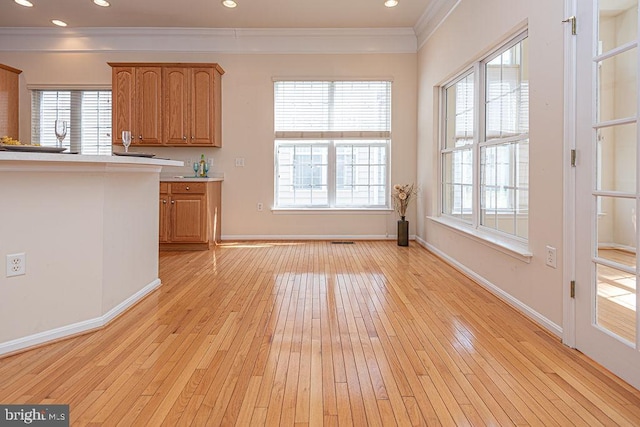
{"left": 112, "top": 66, "right": 135, "bottom": 146}
{"left": 190, "top": 68, "right": 216, "bottom": 146}
{"left": 163, "top": 67, "right": 189, "bottom": 145}
{"left": 159, "top": 192, "right": 169, "bottom": 243}
{"left": 135, "top": 67, "right": 162, "bottom": 145}
{"left": 0, "top": 65, "right": 21, "bottom": 139}
{"left": 170, "top": 194, "right": 207, "bottom": 242}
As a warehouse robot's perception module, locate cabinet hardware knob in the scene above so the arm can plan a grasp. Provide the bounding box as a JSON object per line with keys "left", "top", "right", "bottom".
{"left": 162, "top": 200, "right": 167, "bottom": 204}
{"left": 191, "top": 136, "right": 195, "bottom": 139}
{"left": 171, "top": 200, "right": 175, "bottom": 204}
{"left": 138, "top": 135, "right": 142, "bottom": 140}
{"left": 186, "top": 186, "right": 190, "bottom": 190}
{"left": 183, "top": 136, "right": 187, "bottom": 140}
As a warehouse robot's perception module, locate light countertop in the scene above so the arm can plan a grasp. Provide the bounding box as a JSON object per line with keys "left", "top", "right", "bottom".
{"left": 160, "top": 173, "right": 224, "bottom": 182}
{"left": 0, "top": 151, "right": 183, "bottom": 168}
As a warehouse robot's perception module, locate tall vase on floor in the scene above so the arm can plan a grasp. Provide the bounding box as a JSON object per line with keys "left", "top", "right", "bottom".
{"left": 392, "top": 184, "right": 416, "bottom": 247}
{"left": 397, "top": 216, "right": 409, "bottom": 247}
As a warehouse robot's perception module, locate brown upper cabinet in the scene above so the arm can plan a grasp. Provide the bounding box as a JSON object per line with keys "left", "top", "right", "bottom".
{"left": 111, "top": 65, "right": 163, "bottom": 146}
{"left": 109, "top": 63, "right": 224, "bottom": 147}
{"left": 0, "top": 64, "right": 22, "bottom": 140}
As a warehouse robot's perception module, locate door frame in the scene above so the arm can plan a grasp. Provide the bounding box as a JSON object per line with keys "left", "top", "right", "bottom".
{"left": 563, "top": 0, "right": 577, "bottom": 348}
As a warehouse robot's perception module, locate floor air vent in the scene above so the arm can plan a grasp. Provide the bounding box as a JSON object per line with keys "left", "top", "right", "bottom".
{"left": 331, "top": 241, "right": 355, "bottom": 244}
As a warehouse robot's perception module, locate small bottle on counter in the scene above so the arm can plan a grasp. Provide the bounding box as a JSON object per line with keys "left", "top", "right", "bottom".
{"left": 199, "top": 154, "right": 207, "bottom": 177}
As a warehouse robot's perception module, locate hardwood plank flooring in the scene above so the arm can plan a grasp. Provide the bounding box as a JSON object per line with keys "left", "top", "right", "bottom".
{"left": 1, "top": 241, "right": 640, "bottom": 426}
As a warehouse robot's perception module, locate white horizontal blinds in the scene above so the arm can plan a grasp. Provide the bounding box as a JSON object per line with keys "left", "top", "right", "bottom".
{"left": 32, "top": 91, "right": 70, "bottom": 147}
{"left": 484, "top": 38, "right": 529, "bottom": 142}
{"left": 31, "top": 90, "right": 112, "bottom": 154}
{"left": 452, "top": 74, "right": 474, "bottom": 148}
{"left": 274, "top": 81, "right": 391, "bottom": 138}
{"left": 80, "top": 91, "right": 112, "bottom": 155}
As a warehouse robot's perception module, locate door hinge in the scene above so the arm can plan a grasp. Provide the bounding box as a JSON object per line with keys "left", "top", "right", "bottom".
{"left": 563, "top": 16, "right": 577, "bottom": 35}
{"left": 570, "top": 280, "right": 576, "bottom": 298}
{"left": 571, "top": 149, "right": 577, "bottom": 167}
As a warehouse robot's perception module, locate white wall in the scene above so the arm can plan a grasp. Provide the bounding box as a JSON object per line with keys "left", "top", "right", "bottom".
{"left": 0, "top": 50, "right": 418, "bottom": 240}
{"left": 416, "top": 0, "right": 565, "bottom": 328}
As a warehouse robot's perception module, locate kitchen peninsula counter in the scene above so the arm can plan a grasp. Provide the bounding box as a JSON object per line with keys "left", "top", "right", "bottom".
{"left": 0, "top": 152, "right": 182, "bottom": 356}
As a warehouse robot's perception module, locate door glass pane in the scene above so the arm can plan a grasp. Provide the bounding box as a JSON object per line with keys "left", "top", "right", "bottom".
{"left": 596, "top": 123, "right": 637, "bottom": 192}
{"left": 597, "top": 196, "right": 637, "bottom": 267}
{"left": 597, "top": 47, "right": 638, "bottom": 123}
{"left": 596, "top": 263, "right": 637, "bottom": 344}
{"left": 598, "top": 0, "right": 638, "bottom": 53}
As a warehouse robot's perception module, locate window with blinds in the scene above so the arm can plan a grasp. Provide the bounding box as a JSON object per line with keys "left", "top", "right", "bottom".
{"left": 274, "top": 81, "right": 391, "bottom": 209}
{"left": 31, "top": 90, "right": 112, "bottom": 155}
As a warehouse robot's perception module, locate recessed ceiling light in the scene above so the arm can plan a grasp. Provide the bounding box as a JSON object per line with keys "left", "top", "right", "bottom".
{"left": 14, "top": 0, "right": 33, "bottom": 7}
{"left": 93, "top": 0, "right": 110, "bottom": 6}
{"left": 51, "top": 19, "right": 68, "bottom": 27}
{"left": 222, "top": 0, "right": 237, "bottom": 8}
{"left": 384, "top": 0, "right": 398, "bottom": 7}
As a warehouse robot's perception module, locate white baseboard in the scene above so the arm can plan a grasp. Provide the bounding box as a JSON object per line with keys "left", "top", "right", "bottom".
{"left": 415, "top": 236, "right": 563, "bottom": 338}
{"left": 221, "top": 234, "right": 417, "bottom": 241}
{"left": 0, "top": 278, "right": 161, "bottom": 357}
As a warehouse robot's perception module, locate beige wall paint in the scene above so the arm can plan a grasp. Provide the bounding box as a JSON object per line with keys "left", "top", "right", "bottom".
{"left": 1, "top": 51, "right": 418, "bottom": 239}
{"left": 417, "top": 0, "right": 565, "bottom": 327}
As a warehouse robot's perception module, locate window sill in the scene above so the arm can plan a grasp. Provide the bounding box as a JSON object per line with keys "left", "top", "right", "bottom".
{"left": 272, "top": 207, "right": 393, "bottom": 215}
{"left": 428, "top": 216, "right": 533, "bottom": 263}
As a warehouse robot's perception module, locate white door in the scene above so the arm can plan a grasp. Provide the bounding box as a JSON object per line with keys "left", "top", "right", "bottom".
{"left": 574, "top": 0, "right": 640, "bottom": 389}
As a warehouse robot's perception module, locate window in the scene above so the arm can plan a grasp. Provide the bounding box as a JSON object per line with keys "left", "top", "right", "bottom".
{"left": 31, "top": 90, "right": 112, "bottom": 155}
{"left": 274, "top": 81, "right": 391, "bottom": 209}
{"left": 441, "top": 32, "right": 529, "bottom": 240}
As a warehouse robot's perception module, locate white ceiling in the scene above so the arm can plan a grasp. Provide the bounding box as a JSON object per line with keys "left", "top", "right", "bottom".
{"left": 0, "top": 0, "right": 433, "bottom": 29}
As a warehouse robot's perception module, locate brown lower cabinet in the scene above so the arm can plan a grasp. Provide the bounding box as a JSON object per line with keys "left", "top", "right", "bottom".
{"left": 160, "top": 180, "right": 221, "bottom": 250}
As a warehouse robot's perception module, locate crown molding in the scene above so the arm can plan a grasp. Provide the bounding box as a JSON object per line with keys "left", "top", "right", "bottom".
{"left": 0, "top": 27, "right": 418, "bottom": 54}
{"left": 413, "top": 0, "right": 461, "bottom": 50}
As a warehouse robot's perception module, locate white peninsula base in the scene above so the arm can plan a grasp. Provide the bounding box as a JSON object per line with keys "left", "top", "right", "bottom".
{"left": 0, "top": 152, "right": 182, "bottom": 356}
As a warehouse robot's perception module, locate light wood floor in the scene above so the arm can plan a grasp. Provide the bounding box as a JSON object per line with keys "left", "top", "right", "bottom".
{"left": 1, "top": 241, "right": 640, "bottom": 426}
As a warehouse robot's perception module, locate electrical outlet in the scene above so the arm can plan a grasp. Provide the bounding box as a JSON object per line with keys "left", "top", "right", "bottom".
{"left": 545, "top": 245, "right": 557, "bottom": 269}
{"left": 235, "top": 158, "right": 245, "bottom": 167}
{"left": 257, "top": 202, "right": 263, "bottom": 211}
{"left": 6, "top": 253, "right": 26, "bottom": 277}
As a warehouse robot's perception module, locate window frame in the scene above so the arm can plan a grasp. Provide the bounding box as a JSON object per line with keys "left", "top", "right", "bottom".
{"left": 273, "top": 80, "right": 392, "bottom": 211}
{"left": 438, "top": 29, "right": 529, "bottom": 248}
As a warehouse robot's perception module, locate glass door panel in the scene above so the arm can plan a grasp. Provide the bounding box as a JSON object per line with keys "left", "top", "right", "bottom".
{"left": 596, "top": 263, "right": 637, "bottom": 344}
{"left": 596, "top": 123, "right": 637, "bottom": 193}
{"left": 598, "top": 0, "right": 638, "bottom": 53}
{"left": 596, "top": 196, "right": 637, "bottom": 267}
{"left": 597, "top": 47, "right": 637, "bottom": 123}
{"left": 573, "top": 0, "right": 640, "bottom": 389}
